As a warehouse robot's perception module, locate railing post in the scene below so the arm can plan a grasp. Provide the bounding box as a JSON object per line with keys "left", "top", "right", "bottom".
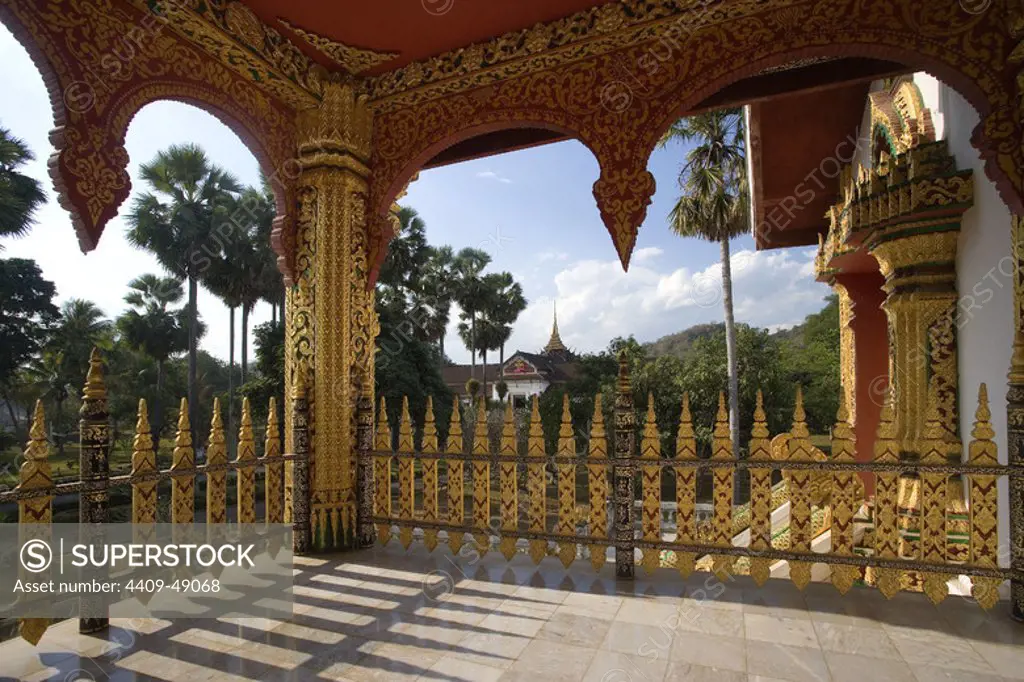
{"left": 613, "top": 352, "right": 635, "bottom": 579}
{"left": 292, "top": 371, "right": 312, "bottom": 555}
{"left": 355, "top": 389, "right": 375, "bottom": 549}
{"left": 1008, "top": 331, "right": 1024, "bottom": 621}
{"left": 79, "top": 348, "right": 109, "bottom": 634}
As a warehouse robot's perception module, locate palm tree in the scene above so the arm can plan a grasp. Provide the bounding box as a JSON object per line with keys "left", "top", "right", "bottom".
{"left": 0, "top": 127, "right": 45, "bottom": 243}
{"left": 416, "top": 245, "right": 456, "bottom": 357}
{"left": 47, "top": 299, "right": 112, "bottom": 384}
{"left": 205, "top": 237, "right": 245, "bottom": 448}
{"left": 25, "top": 350, "right": 74, "bottom": 457}
{"left": 234, "top": 186, "right": 278, "bottom": 384}
{"left": 116, "top": 274, "right": 190, "bottom": 439}
{"left": 659, "top": 108, "right": 748, "bottom": 450}
{"left": 126, "top": 144, "right": 241, "bottom": 440}
{"left": 487, "top": 272, "right": 526, "bottom": 372}
{"left": 453, "top": 247, "right": 492, "bottom": 382}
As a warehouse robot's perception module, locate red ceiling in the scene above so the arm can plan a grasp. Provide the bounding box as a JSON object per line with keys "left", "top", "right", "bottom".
{"left": 242, "top": 0, "right": 616, "bottom": 72}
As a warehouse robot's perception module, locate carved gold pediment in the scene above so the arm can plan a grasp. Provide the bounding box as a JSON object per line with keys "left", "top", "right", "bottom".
{"left": 280, "top": 20, "right": 399, "bottom": 75}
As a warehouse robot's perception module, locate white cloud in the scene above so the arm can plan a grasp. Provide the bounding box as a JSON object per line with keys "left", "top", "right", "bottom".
{"left": 476, "top": 170, "right": 513, "bottom": 184}
{"left": 443, "top": 247, "right": 831, "bottom": 364}
{"left": 632, "top": 246, "right": 663, "bottom": 263}
{"left": 538, "top": 250, "right": 569, "bottom": 262}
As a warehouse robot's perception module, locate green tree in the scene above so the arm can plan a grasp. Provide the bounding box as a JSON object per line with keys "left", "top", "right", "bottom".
{"left": 115, "top": 274, "right": 190, "bottom": 439}
{"left": 783, "top": 295, "right": 840, "bottom": 433}
{"left": 126, "top": 144, "right": 241, "bottom": 440}
{"left": 239, "top": 320, "right": 285, "bottom": 430}
{"left": 47, "top": 298, "right": 112, "bottom": 385}
{"left": 374, "top": 206, "right": 453, "bottom": 438}
{"left": 0, "top": 258, "right": 58, "bottom": 436}
{"left": 452, "top": 248, "right": 492, "bottom": 382}
{"left": 659, "top": 108, "right": 748, "bottom": 452}
{"left": 0, "top": 128, "right": 45, "bottom": 243}
{"left": 25, "top": 350, "right": 75, "bottom": 457}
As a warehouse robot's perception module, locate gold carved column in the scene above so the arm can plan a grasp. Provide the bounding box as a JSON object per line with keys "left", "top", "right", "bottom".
{"left": 870, "top": 224, "right": 961, "bottom": 459}
{"left": 284, "top": 77, "right": 379, "bottom": 550}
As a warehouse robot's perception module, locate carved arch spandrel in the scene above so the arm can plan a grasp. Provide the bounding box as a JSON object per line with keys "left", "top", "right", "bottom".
{"left": 0, "top": 0, "right": 300, "bottom": 283}
{"left": 368, "top": 52, "right": 666, "bottom": 283}
{"left": 369, "top": 0, "right": 1024, "bottom": 288}
{"left": 621, "top": 1, "right": 1019, "bottom": 213}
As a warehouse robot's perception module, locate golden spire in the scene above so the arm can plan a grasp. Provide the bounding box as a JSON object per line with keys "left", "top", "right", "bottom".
{"left": 446, "top": 397, "right": 463, "bottom": 455}
{"left": 641, "top": 393, "right": 660, "bottom": 459}
{"left": 558, "top": 393, "right": 575, "bottom": 456}
{"left": 675, "top": 393, "right": 697, "bottom": 460}
{"left": 265, "top": 397, "right": 280, "bottom": 456}
{"left": 398, "top": 396, "right": 414, "bottom": 452}
{"left": 131, "top": 399, "right": 155, "bottom": 475}
{"left": 422, "top": 396, "right": 438, "bottom": 454}
{"left": 83, "top": 347, "right": 106, "bottom": 400}
{"left": 528, "top": 395, "right": 545, "bottom": 457}
{"left": 375, "top": 397, "right": 390, "bottom": 450}
{"left": 588, "top": 394, "right": 607, "bottom": 459}
{"left": 544, "top": 301, "right": 567, "bottom": 354}
{"left": 206, "top": 398, "right": 226, "bottom": 466}
{"left": 237, "top": 397, "right": 256, "bottom": 462}
{"left": 712, "top": 391, "right": 732, "bottom": 460}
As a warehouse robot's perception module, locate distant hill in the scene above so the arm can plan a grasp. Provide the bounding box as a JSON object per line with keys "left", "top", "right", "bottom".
{"left": 645, "top": 322, "right": 724, "bottom": 361}
{"left": 646, "top": 319, "right": 808, "bottom": 362}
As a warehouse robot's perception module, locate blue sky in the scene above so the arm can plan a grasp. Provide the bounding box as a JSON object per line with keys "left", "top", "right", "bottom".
{"left": 0, "top": 25, "right": 830, "bottom": 365}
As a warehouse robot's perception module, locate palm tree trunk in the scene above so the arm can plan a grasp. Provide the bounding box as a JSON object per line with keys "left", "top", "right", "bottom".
{"left": 241, "top": 304, "right": 250, "bottom": 384}
{"left": 154, "top": 359, "right": 164, "bottom": 442}
{"left": 1, "top": 387, "right": 22, "bottom": 439}
{"left": 271, "top": 303, "right": 277, "bottom": 324}
{"left": 470, "top": 313, "right": 477, "bottom": 377}
{"left": 720, "top": 237, "right": 741, "bottom": 453}
{"left": 228, "top": 306, "right": 236, "bottom": 458}
{"left": 481, "top": 348, "right": 488, "bottom": 403}
{"left": 188, "top": 275, "right": 199, "bottom": 445}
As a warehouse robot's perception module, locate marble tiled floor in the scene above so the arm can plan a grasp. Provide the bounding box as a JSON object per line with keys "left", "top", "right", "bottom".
{"left": 2, "top": 543, "right": 1023, "bottom": 682}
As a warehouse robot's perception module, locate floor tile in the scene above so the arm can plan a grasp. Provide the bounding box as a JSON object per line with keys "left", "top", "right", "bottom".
{"left": 744, "top": 640, "right": 830, "bottom": 682}
{"left": 888, "top": 629, "right": 995, "bottom": 673}
{"left": 664, "top": 662, "right": 747, "bottom": 682}
{"left": 669, "top": 631, "right": 746, "bottom": 672}
{"left": 616, "top": 600, "right": 679, "bottom": 626}
{"left": 675, "top": 606, "right": 745, "bottom": 638}
{"left": 427, "top": 654, "right": 506, "bottom": 682}
{"left": 911, "top": 665, "right": 1011, "bottom": 682}
{"left": 971, "top": 641, "right": 1024, "bottom": 680}
{"left": 812, "top": 621, "right": 900, "bottom": 659}
{"left": 744, "top": 614, "right": 818, "bottom": 648}
{"left": 600, "top": 621, "right": 674, "bottom": 657}
{"left": 825, "top": 651, "right": 916, "bottom": 682}
{"left": 451, "top": 631, "right": 531, "bottom": 670}
{"left": 581, "top": 650, "right": 669, "bottom": 682}
{"left": 536, "top": 611, "right": 613, "bottom": 648}
{"left": 479, "top": 611, "right": 546, "bottom": 638}
{"left": 505, "top": 639, "right": 594, "bottom": 681}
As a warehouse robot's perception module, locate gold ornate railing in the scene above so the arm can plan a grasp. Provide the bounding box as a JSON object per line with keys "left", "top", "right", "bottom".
{"left": 1, "top": 349, "right": 309, "bottom": 645}
{"left": 364, "top": 355, "right": 1021, "bottom": 611}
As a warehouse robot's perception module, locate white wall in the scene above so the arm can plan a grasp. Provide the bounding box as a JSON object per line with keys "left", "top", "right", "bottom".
{"left": 493, "top": 377, "right": 549, "bottom": 401}
{"left": 914, "top": 73, "right": 1014, "bottom": 572}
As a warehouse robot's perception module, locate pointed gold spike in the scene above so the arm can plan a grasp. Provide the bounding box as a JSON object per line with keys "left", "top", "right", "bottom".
{"left": 641, "top": 393, "right": 660, "bottom": 460}
{"left": 422, "top": 396, "right": 438, "bottom": 453}
{"left": 83, "top": 347, "right": 106, "bottom": 399}
{"left": 589, "top": 394, "right": 607, "bottom": 459}
{"left": 398, "top": 396, "right": 414, "bottom": 452}
{"left": 375, "top": 397, "right": 391, "bottom": 450}
{"left": 446, "top": 396, "right": 463, "bottom": 454}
